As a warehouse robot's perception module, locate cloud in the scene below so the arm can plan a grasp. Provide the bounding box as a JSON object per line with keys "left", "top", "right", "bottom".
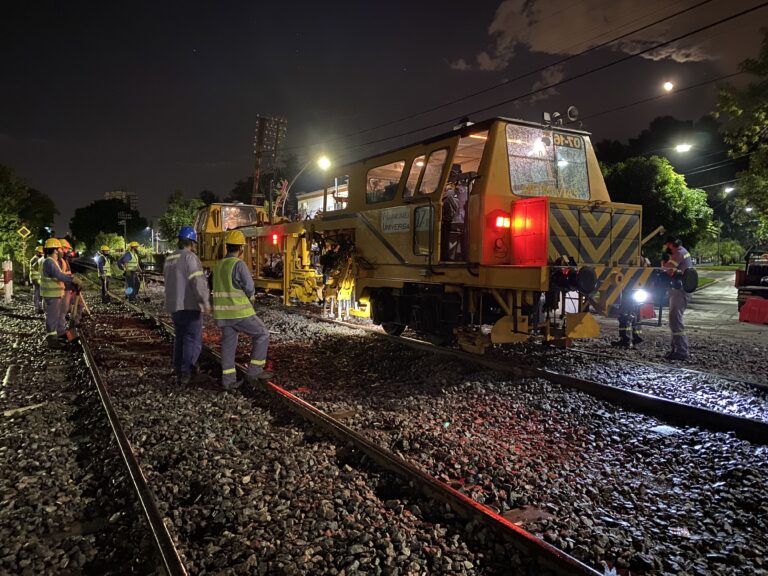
{"left": 453, "top": 0, "right": 717, "bottom": 72}
{"left": 527, "top": 65, "right": 565, "bottom": 103}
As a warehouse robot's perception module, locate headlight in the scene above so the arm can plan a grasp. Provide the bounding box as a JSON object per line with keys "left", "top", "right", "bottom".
{"left": 632, "top": 289, "right": 649, "bottom": 303}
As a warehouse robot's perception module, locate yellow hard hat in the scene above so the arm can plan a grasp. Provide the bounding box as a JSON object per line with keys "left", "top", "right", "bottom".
{"left": 59, "top": 238, "right": 72, "bottom": 249}
{"left": 45, "top": 238, "right": 62, "bottom": 249}
{"left": 35, "top": 245, "right": 44, "bottom": 254}
{"left": 224, "top": 230, "right": 246, "bottom": 245}
{"left": 129, "top": 241, "right": 140, "bottom": 248}
{"left": 101, "top": 245, "right": 110, "bottom": 252}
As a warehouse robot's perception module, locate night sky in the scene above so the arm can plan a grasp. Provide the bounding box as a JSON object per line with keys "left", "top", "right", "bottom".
{"left": 1, "top": 0, "right": 766, "bottom": 234}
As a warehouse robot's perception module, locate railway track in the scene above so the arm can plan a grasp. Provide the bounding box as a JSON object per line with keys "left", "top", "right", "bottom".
{"left": 72, "top": 282, "right": 600, "bottom": 574}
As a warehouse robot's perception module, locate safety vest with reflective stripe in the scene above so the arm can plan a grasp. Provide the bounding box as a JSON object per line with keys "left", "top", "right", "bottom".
{"left": 212, "top": 257, "right": 253, "bottom": 320}
{"left": 29, "top": 256, "right": 42, "bottom": 283}
{"left": 99, "top": 255, "right": 112, "bottom": 277}
{"left": 124, "top": 251, "right": 139, "bottom": 271}
{"left": 41, "top": 257, "right": 65, "bottom": 298}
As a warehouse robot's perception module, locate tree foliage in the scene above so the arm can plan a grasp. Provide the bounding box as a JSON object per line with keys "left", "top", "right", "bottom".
{"left": 70, "top": 199, "right": 147, "bottom": 249}
{"left": 0, "top": 164, "right": 57, "bottom": 263}
{"left": 92, "top": 232, "right": 126, "bottom": 254}
{"left": 157, "top": 190, "right": 204, "bottom": 242}
{"left": 716, "top": 28, "right": 768, "bottom": 237}
{"left": 693, "top": 238, "right": 745, "bottom": 265}
{"left": 199, "top": 190, "right": 220, "bottom": 205}
{"left": 602, "top": 156, "right": 713, "bottom": 255}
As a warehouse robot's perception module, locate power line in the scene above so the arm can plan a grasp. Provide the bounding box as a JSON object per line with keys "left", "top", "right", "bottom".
{"left": 284, "top": 0, "right": 716, "bottom": 153}
{"left": 684, "top": 152, "right": 753, "bottom": 176}
{"left": 332, "top": 1, "right": 768, "bottom": 159}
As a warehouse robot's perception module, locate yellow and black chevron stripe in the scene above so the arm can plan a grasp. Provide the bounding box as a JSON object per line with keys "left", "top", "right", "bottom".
{"left": 548, "top": 202, "right": 641, "bottom": 265}
{"left": 591, "top": 265, "right": 655, "bottom": 313}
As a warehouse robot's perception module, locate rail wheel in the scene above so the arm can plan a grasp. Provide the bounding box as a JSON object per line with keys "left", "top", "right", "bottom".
{"left": 382, "top": 322, "right": 406, "bottom": 336}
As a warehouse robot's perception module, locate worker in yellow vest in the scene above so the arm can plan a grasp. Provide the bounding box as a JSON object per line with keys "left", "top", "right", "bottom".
{"left": 41, "top": 238, "right": 75, "bottom": 348}
{"left": 29, "top": 245, "right": 44, "bottom": 314}
{"left": 118, "top": 241, "right": 142, "bottom": 301}
{"left": 212, "top": 230, "right": 271, "bottom": 391}
{"left": 96, "top": 245, "right": 112, "bottom": 302}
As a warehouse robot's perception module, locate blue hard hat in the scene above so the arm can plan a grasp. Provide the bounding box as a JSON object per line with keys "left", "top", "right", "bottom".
{"left": 178, "top": 226, "right": 197, "bottom": 241}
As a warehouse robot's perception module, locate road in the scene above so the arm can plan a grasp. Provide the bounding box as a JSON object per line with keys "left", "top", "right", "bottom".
{"left": 686, "top": 270, "right": 767, "bottom": 337}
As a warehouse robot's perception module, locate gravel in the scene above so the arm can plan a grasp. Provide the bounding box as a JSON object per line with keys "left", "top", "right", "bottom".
{"left": 79, "top": 294, "right": 534, "bottom": 574}
{"left": 0, "top": 295, "right": 155, "bottom": 575}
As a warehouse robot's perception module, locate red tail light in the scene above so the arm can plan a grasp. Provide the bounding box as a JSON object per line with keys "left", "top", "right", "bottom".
{"left": 488, "top": 210, "right": 511, "bottom": 231}
{"left": 510, "top": 198, "right": 548, "bottom": 266}
{"left": 272, "top": 233, "right": 279, "bottom": 246}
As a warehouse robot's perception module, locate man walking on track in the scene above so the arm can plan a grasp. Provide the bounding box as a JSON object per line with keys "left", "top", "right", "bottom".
{"left": 212, "top": 230, "right": 271, "bottom": 391}
{"left": 163, "top": 226, "right": 210, "bottom": 386}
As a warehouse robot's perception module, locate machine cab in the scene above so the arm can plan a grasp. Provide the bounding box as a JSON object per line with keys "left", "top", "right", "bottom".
{"left": 195, "top": 203, "right": 269, "bottom": 269}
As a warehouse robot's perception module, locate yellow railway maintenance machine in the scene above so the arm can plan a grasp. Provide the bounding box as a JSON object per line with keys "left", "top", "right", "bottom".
{"left": 196, "top": 117, "right": 657, "bottom": 352}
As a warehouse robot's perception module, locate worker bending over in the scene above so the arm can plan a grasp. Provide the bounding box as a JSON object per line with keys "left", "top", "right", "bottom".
{"left": 164, "top": 226, "right": 210, "bottom": 386}
{"left": 212, "top": 230, "right": 270, "bottom": 391}
{"left": 41, "top": 238, "right": 76, "bottom": 348}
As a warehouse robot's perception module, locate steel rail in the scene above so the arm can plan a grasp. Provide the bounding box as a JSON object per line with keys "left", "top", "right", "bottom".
{"left": 77, "top": 329, "right": 188, "bottom": 576}
{"left": 295, "top": 311, "right": 768, "bottom": 444}
{"left": 84, "top": 280, "right": 602, "bottom": 575}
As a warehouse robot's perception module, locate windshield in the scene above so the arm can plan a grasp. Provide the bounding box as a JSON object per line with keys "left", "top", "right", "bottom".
{"left": 222, "top": 205, "right": 260, "bottom": 230}
{"left": 506, "top": 124, "right": 590, "bottom": 200}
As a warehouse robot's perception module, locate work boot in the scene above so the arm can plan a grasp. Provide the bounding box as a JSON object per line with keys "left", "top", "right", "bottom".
{"left": 632, "top": 336, "right": 644, "bottom": 345}
{"left": 665, "top": 351, "right": 688, "bottom": 361}
{"left": 222, "top": 380, "right": 242, "bottom": 392}
{"left": 610, "top": 339, "right": 630, "bottom": 348}
{"left": 47, "top": 336, "right": 64, "bottom": 349}
{"left": 245, "top": 371, "right": 273, "bottom": 385}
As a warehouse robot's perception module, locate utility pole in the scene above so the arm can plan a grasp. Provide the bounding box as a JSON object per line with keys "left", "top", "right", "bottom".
{"left": 118, "top": 210, "right": 132, "bottom": 243}
{"left": 252, "top": 115, "right": 288, "bottom": 206}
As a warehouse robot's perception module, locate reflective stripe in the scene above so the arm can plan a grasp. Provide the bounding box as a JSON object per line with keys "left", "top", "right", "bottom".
{"left": 214, "top": 304, "right": 254, "bottom": 311}
{"left": 671, "top": 331, "right": 686, "bottom": 336}
{"left": 222, "top": 368, "right": 236, "bottom": 375}
{"left": 250, "top": 359, "right": 266, "bottom": 366}
{"left": 212, "top": 258, "right": 253, "bottom": 320}
{"left": 188, "top": 270, "right": 204, "bottom": 280}
{"left": 47, "top": 331, "right": 57, "bottom": 337}
{"left": 166, "top": 254, "right": 181, "bottom": 261}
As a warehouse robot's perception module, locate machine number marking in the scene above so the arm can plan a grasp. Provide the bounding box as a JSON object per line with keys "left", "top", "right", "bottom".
{"left": 553, "top": 133, "right": 582, "bottom": 149}
{"left": 381, "top": 206, "right": 410, "bottom": 234}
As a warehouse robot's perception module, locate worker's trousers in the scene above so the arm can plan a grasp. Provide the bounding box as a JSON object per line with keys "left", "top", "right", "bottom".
{"left": 59, "top": 290, "right": 72, "bottom": 332}
{"left": 125, "top": 271, "right": 139, "bottom": 300}
{"left": 172, "top": 310, "right": 203, "bottom": 377}
{"left": 32, "top": 282, "right": 42, "bottom": 313}
{"left": 100, "top": 275, "right": 110, "bottom": 300}
{"left": 44, "top": 297, "right": 65, "bottom": 338}
{"left": 219, "top": 315, "right": 269, "bottom": 386}
{"left": 668, "top": 289, "right": 690, "bottom": 357}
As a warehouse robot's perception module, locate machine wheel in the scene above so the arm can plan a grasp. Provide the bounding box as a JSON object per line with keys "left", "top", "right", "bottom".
{"left": 425, "top": 331, "right": 454, "bottom": 346}
{"left": 382, "top": 322, "right": 406, "bottom": 336}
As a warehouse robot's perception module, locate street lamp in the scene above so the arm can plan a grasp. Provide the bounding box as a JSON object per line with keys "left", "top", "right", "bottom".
{"left": 281, "top": 156, "right": 333, "bottom": 217}
{"left": 674, "top": 143, "right": 692, "bottom": 153}
{"left": 663, "top": 81, "right": 674, "bottom": 92}
{"left": 724, "top": 186, "right": 735, "bottom": 194}
{"left": 745, "top": 206, "right": 754, "bottom": 212}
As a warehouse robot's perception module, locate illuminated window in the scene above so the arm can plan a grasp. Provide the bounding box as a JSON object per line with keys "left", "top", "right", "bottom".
{"left": 506, "top": 124, "right": 589, "bottom": 200}
{"left": 221, "top": 205, "right": 261, "bottom": 230}
{"left": 418, "top": 149, "right": 448, "bottom": 195}
{"left": 413, "top": 205, "right": 434, "bottom": 255}
{"left": 366, "top": 161, "right": 405, "bottom": 204}
{"left": 403, "top": 155, "right": 426, "bottom": 199}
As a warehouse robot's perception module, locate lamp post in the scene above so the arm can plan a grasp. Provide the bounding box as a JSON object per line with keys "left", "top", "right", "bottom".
{"left": 281, "top": 156, "right": 332, "bottom": 218}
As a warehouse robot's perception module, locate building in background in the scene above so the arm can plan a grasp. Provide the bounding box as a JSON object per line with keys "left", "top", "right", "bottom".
{"left": 104, "top": 189, "right": 138, "bottom": 210}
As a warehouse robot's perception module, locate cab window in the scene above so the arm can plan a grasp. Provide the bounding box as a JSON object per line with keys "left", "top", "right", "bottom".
{"left": 506, "top": 124, "right": 589, "bottom": 200}
{"left": 418, "top": 149, "right": 448, "bottom": 195}
{"left": 366, "top": 160, "right": 405, "bottom": 204}
{"left": 403, "top": 156, "right": 425, "bottom": 199}
{"left": 221, "top": 205, "right": 260, "bottom": 230}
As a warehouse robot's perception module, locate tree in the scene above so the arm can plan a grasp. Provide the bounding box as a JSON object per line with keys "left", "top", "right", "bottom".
{"left": 199, "top": 189, "right": 220, "bottom": 205}
{"left": 70, "top": 199, "right": 147, "bottom": 249}
{"left": 92, "top": 232, "right": 126, "bottom": 254}
{"left": 157, "top": 190, "right": 204, "bottom": 242}
{"left": 716, "top": 28, "right": 768, "bottom": 239}
{"left": 19, "top": 188, "right": 58, "bottom": 242}
{"left": 602, "top": 156, "right": 713, "bottom": 255}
